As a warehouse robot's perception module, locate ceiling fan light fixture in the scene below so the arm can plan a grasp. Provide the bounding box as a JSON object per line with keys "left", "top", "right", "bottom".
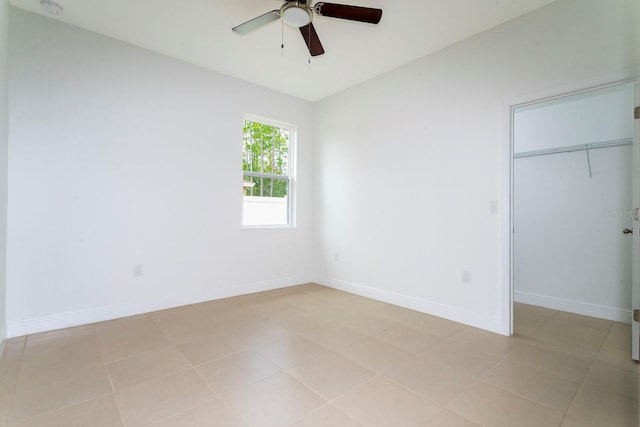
{"left": 40, "top": 0, "right": 63, "bottom": 15}
{"left": 281, "top": 3, "right": 312, "bottom": 28}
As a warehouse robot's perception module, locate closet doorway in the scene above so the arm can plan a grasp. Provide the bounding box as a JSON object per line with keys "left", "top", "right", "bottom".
{"left": 512, "top": 82, "right": 639, "bottom": 360}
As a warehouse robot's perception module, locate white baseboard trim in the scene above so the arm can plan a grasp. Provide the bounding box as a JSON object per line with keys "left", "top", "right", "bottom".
{"left": 318, "top": 277, "right": 506, "bottom": 335}
{"left": 7, "top": 275, "right": 311, "bottom": 338}
{"left": 514, "top": 290, "right": 631, "bottom": 323}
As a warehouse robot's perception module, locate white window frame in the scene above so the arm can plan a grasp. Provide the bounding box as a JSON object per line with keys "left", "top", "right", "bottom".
{"left": 241, "top": 114, "right": 296, "bottom": 229}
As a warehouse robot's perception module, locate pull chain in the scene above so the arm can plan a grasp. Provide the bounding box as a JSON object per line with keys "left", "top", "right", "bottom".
{"left": 281, "top": 19, "right": 284, "bottom": 55}
{"left": 307, "top": 23, "right": 311, "bottom": 66}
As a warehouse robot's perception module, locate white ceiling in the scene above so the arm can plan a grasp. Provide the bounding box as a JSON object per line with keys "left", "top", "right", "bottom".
{"left": 10, "top": 0, "right": 555, "bottom": 102}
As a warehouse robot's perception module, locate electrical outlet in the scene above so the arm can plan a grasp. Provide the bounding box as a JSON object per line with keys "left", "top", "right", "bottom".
{"left": 133, "top": 264, "right": 144, "bottom": 277}
{"left": 462, "top": 270, "right": 471, "bottom": 284}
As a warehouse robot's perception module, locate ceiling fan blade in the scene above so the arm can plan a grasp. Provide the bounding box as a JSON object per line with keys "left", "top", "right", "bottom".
{"left": 314, "top": 2, "right": 382, "bottom": 24}
{"left": 299, "top": 23, "right": 325, "bottom": 56}
{"left": 232, "top": 10, "right": 280, "bottom": 34}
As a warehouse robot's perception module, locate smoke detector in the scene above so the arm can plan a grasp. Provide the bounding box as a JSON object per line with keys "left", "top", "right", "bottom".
{"left": 40, "top": 0, "right": 63, "bottom": 15}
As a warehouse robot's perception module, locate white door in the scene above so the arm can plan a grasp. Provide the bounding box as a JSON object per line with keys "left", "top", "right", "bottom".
{"left": 632, "top": 82, "right": 639, "bottom": 362}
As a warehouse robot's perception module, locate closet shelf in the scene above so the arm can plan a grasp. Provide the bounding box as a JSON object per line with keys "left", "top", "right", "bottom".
{"left": 514, "top": 138, "right": 632, "bottom": 159}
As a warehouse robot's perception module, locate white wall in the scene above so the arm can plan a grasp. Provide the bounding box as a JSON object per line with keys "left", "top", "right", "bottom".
{"left": 514, "top": 85, "right": 634, "bottom": 321}
{"left": 0, "top": 0, "right": 9, "bottom": 345}
{"left": 313, "top": 0, "right": 640, "bottom": 334}
{"left": 514, "top": 87, "right": 634, "bottom": 152}
{"left": 7, "top": 9, "right": 315, "bottom": 337}
{"left": 6, "top": 0, "right": 640, "bottom": 338}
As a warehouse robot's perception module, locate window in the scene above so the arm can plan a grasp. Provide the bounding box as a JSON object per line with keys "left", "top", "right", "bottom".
{"left": 242, "top": 116, "right": 295, "bottom": 227}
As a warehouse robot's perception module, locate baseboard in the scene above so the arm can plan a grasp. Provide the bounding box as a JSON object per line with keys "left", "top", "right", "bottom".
{"left": 7, "top": 275, "right": 311, "bottom": 338}
{"left": 318, "top": 277, "right": 506, "bottom": 335}
{"left": 514, "top": 290, "right": 631, "bottom": 323}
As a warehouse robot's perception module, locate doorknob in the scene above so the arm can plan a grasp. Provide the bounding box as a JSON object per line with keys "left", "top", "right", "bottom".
{"left": 623, "top": 228, "right": 633, "bottom": 234}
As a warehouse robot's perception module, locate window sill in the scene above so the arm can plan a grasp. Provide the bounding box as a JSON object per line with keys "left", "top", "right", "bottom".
{"left": 241, "top": 224, "right": 296, "bottom": 230}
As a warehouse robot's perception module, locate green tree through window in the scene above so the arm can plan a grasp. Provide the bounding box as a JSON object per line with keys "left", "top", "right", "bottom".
{"left": 241, "top": 117, "right": 294, "bottom": 227}
{"left": 242, "top": 120, "right": 289, "bottom": 198}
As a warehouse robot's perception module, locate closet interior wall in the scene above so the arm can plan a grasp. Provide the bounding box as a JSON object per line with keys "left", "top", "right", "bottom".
{"left": 513, "top": 84, "right": 635, "bottom": 322}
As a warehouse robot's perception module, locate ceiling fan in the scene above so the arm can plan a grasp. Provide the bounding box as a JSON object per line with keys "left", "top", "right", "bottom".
{"left": 232, "top": 0, "right": 383, "bottom": 57}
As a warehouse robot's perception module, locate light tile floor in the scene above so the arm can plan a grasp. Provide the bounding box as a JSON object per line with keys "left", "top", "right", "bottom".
{"left": 0, "top": 284, "right": 638, "bottom": 426}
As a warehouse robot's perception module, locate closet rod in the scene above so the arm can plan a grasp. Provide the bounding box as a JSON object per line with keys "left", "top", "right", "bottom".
{"left": 514, "top": 138, "right": 632, "bottom": 159}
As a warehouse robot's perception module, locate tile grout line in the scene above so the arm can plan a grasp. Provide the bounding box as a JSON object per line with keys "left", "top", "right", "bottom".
{"left": 281, "top": 372, "right": 344, "bottom": 424}
{"left": 190, "top": 358, "right": 238, "bottom": 415}
{"left": 557, "top": 361, "right": 594, "bottom": 426}
{"left": 373, "top": 372, "right": 484, "bottom": 426}
{"left": 104, "top": 357, "right": 128, "bottom": 427}
{"left": 212, "top": 362, "right": 329, "bottom": 425}
{"left": 556, "top": 321, "right": 639, "bottom": 425}
{"left": 115, "top": 310, "right": 339, "bottom": 424}
{"left": 532, "top": 309, "right": 613, "bottom": 426}
{"left": 115, "top": 364, "right": 222, "bottom": 426}
{"left": 477, "top": 369, "right": 581, "bottom": 419}
{"left": 5, "top": 326, "right": 116, "bottom": 425}
{"left": 5, "top": 392, "right": 116, "bottom": 426}
{"left": 447, "top": 317, "right": 586, "bottom": 425}
{"left": 11, "top": 324, "right": 126, "bottom": 427}
{"left": 145, "top": 365, "right": 222, "bottom": 427}
{"left": 295, "top": 401, "right": 364, "bottom": 426}
{"left": 324, "top": 374, "right": 379, "bottom": 406}
{"left": 188, "top": 341, "right": 292, "bottom": 425}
